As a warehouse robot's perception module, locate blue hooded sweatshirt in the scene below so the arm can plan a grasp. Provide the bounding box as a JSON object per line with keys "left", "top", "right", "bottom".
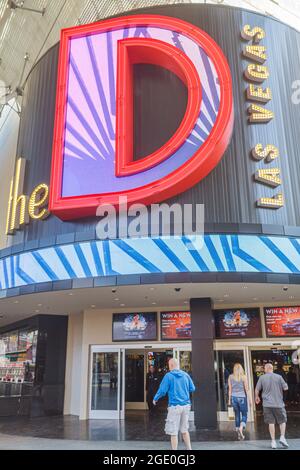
{"left": 154, "top": 369, "right": 196, "bottom": 406}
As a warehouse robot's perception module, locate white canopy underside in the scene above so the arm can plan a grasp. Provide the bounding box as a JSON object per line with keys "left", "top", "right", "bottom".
{"left": 0, "top": 0, "right": 299, "bottom": 110}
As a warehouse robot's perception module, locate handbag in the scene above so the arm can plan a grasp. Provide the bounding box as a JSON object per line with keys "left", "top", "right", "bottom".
{"left": 227, "top": 405, "right": 235, "bottom": 421}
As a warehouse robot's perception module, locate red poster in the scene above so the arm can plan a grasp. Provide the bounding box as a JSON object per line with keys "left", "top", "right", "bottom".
{"left": 161, "top": 312, "right": 191, "bottom": 340}
{"left": 265, "top": 306, "right": 300, "bottom": 337}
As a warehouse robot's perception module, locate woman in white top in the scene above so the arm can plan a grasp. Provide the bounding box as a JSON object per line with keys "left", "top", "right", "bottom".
{"left": 228, "top": 363, "right": 252, "bottom": 440}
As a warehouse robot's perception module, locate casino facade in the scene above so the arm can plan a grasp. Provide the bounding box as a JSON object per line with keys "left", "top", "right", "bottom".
{"left": 0, "top": 2, "right": 300, "bottom": 428}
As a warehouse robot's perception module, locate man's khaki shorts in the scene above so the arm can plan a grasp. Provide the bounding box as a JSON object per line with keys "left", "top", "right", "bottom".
{"left": 165, "top": 405, "right": 191, "bottom": 436}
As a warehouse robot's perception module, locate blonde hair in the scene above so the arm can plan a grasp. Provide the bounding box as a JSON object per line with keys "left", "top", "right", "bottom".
{"left": 232, "top": 363, "right": 245, "bottom": 382}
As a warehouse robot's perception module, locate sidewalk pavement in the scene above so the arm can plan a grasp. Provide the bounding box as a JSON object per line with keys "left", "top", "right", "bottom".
{"left": 0, "top": 433, "right": 299, "bottom": 450}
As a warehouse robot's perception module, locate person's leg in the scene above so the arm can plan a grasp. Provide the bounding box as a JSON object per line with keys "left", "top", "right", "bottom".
{"left": 280, "top": 422, "right": 286, "bottom": 438}
{"left": 269, "top": 423, "right": 276, "bottom": 440}
{"left": 278, "top": 408, "right": 289, "bottom": 448}
{"left": 165, "top": 406, "right": 181, "bottom": 450}
{"left": 264, "top": 408, "right": 277, "bottom": 448}
{"left": 147, "top": 394, "right": 154, "bottom": 411}
{"left": 269, "top": 423, "right": 278, "bottom": 449}
{"left": 239, "top": 398, "right": 248, "bottom": 439}
{"left": 171, "top": 435, "right": 178, "bottom": 450}
{"left": 279, "top": 423, "right": 289, "bottom": 448}
{"left": 182, "top": 432, "right": 192, "bottom": 451}
{"left": 236, "top": 400, "right": 243, "bottom": 437}
{"left": 180, "top": 406, "right": 192, "bottom": 450}
{"left": 232, "top": 398, "right": 241, "bottom": 431}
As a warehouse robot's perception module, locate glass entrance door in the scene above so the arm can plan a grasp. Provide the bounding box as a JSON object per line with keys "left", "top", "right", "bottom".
{"left": 215, "top": 348, "right": 253, "bottom": 421}
{"left": 215, "top": 350, "right": 245, "bottom": 414}
{"left": 89, "top": 347, "right": 124, "bottom": 419}
{"left": 146, "top": 349, "right": 173, "bottom": 411}
{"left": 125, "top": 351, "right": 145, "bottom": 409}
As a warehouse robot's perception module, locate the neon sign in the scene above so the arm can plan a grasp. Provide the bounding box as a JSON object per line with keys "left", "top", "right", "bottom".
{"left": 241, "top": 24, "right": 284, "bottom": 209}
{"left": 6, "top": 158, "right": 49, "bottom": 235}
{"left": 49, "top": 15, "right": 234, "bottom": 220}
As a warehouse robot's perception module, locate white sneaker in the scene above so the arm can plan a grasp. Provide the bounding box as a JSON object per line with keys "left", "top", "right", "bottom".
{"left": 279, "top": 437, "right": 289, "bottom": 448}
{"left": 271, "top": 440, "right": 277, "bottom": 449}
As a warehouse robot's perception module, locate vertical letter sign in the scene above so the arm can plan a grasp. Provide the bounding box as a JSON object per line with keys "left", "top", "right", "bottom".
{"left": 50, "top": 15, "right": 234, "bottom": 220}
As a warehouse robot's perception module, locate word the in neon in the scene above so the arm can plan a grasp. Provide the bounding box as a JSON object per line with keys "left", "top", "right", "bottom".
{"left": 6, "top": 158, "right": 49, "bottom": 235}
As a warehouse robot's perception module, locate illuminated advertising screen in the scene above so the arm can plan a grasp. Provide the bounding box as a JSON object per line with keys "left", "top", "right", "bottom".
{"left": 265, "top": 306, "right": 300, "bottom": 337}
{"left": 161, "top": 312, "right": 191, "bottom": 340}
{"left": 112, "top": 313, "right": 157, "bottom": 342}
{"left": 215, "top": 308, "right": 262, "bottom": 339}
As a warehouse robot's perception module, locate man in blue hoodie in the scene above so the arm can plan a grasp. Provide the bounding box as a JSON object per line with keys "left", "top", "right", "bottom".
{"left": 153, "top": 358, "right": 196, "bottom": 450}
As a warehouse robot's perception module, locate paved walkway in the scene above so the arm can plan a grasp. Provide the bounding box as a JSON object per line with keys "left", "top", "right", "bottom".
{"left": 0, "top": 413, "right": 299, "bottom": 442}
{"left": 0, "top": 433, "right": 299, "bottom": 450}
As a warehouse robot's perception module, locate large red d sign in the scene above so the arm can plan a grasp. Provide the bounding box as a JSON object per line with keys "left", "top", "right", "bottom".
{"left": 50, "top": 15, "right": 234, "bottom": 220}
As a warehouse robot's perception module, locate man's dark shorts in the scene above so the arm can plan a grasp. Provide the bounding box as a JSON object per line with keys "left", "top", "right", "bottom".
{"left": 263, "top": 407, "right": 287, "bottom": 425}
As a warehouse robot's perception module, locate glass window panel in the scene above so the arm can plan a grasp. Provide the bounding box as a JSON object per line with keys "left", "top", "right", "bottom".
{"left": 0, "top": 329, "right": 38, "bottom": 395}
{"left": 91, "top": 352, "right": 119, "bottom": 411}
{"left": 125, "top": 353, "right": 144, "bottom": 403}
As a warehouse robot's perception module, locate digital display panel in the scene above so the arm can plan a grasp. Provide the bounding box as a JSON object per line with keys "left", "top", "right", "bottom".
{"left": 112, "top": 313, "right": 157, "bottom": 342}
{"left": 215, "top": 308, "right": 262, "bottom": 339}
{"left": 265, "top": 306, "right": 300, "bottom": 337}
{"left": 161, "top": 312, "right": 191, "bottom": 340}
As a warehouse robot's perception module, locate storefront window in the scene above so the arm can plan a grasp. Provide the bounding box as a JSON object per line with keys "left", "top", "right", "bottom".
{"left": 0, "top": 329, "right": 38, "bottom": 398}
